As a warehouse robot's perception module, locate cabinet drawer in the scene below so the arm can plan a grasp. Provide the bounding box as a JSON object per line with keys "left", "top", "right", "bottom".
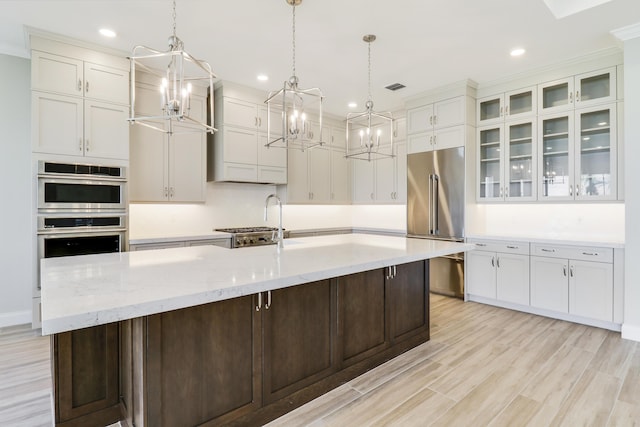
{"left": 467, "top": 239, "right": 529, "bottom": 255}
{"left": 531, "top": 244, "right": 613, "bottom": 263}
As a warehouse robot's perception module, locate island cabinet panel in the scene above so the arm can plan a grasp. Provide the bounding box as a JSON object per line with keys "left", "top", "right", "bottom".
{"left": 145, "top": 295, "right": 262, "bottom": 427}
{"left": 262, "top": 279, "right": 336, "bottom": 404}
{"left": 53, "top": 324, "right": 121, "bottom": 427}
{"left": 387, "top": 261, "right": 430, "bottom": 343}
{"left": 337, "top": 269, "right": 387, "bottom": 367}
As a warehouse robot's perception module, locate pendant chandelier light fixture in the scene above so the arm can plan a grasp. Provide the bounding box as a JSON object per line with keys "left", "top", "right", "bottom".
{"left": 128, "top": 0, "right": 217, "bottom": 135}
{"left": 265, "top": 0, "right": 324, "bottom": 151}
{"left": 346, "top": 34, "right": 394, "bottom": 162}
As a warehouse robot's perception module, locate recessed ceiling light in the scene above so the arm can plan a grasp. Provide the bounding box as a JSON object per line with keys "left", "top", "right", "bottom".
{"left": 348, "top": 102, "right": 357, "bottom": 108}
{"left": 510, "top": 48, "right": 526, "bottom": 57}
{"left": 99, "top": 28, "right": 117, "bottom": 38}
{"left": 257, "top": 74, "right": 269, "bottom": 82}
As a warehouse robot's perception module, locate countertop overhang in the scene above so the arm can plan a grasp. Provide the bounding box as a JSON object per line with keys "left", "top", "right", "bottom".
{"left": 40, "top": 234, "right": 474, "bottom": 335}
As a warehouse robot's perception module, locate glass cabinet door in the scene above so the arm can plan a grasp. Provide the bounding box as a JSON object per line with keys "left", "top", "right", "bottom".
{"left": 477, "top": 95, "right": 504, "bottom": 125}
{"left": 478, "top": 126, "right": 503, "bottom": 200}
{"left": 539, "top": 114, "right": 574, "bottom": 199}
{"left": 575, "top": 104, "right": 616, "bottom": 200}
{"left": 505, "top": 120, "right": 535, "bottom": 200}
{"left": 538, "top": 78, "right": 574, "bottom": 114}
{"left": 505, "top": 87, "right": 536, "bottom": 120}
{"left": 575, "top": 68, "right": 616, "bottom": 108}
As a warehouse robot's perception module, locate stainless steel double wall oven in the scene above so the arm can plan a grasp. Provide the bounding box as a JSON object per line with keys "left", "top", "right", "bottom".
{"left": 35, "top": 161, "right": 128, "bottom": 326}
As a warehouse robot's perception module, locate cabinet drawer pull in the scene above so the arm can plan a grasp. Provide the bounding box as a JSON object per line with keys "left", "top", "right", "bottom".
{"left": 85, "top": 139, "right": 90, "bottom": 151}
{"left": 256, "top": 292, "right": 262, "bottom": 311}
{"left": 570, "top": 266, "right": 574, "bottom": 277}
{"left": 496, "top": 257, "right": 500, "bottom": 268}
{"left": 575, "top": 90, "right": 580, "bottom": 102}
{"left": 476, "top": 243, "right": 487, "bottom": 247}
{"left": 79, "top": 138, "right": 83, "bottom": 151}
{"left": 563, "top": 265, "right": 567, "bottom": 277}
{"left": 85, "top": 81, "right": 89, "bottom": 93}
{"left": 77, "top": 79, "right": 82, "bottom": 91}
{"left": 541, "top": 248, "right": 556, "bottom": 253}
{"left": 506, "top": 245, "right": 519, "bottom": 249}
{"left": 491, "top": 256, "right": 495, "bottom": 267}
{"left": 582, "top": 252, "right": 598, "bottom": 256}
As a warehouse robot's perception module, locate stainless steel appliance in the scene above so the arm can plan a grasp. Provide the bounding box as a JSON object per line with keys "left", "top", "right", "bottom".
{"left": 215, "top": 227, "right": 290, "bottom": 248}
{"left": 37, "top": 161, "right": 127, "bottom": 211}
{"left": 34, "top": 161, "right": 128, "bottom": 327}
{"left": 407, "top": 147, "right": 465, "bottom": 298}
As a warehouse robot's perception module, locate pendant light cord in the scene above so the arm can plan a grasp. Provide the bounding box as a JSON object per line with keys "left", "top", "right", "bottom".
{"left": 172, "top": 0, "right": 177, "bottom": 37}
{"left": 367, "top": 40, "right": 372, "bottom": 102}
{"left": 292, "top": 4, "right": 297, "bottom": 78}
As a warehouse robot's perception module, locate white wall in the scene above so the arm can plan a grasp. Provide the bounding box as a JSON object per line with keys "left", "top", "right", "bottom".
{"left": 621, "top": 33, "right": 640, "bottom": 341}
{"left": 0, "top": 54, "right": 32, "bottom": 327}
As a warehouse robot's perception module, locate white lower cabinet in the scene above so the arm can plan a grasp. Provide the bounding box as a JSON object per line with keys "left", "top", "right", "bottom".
{"left": 466, "top": 240, "right": 530, "bottom": 305}
{"left": 531, "top": 245, "right": 614, "bottom": 322}
{"left": 530, "top": 256, "right": 569, "bottom": 313}
{"left": 569, "top": 260, "right": 613, "bottom": 322}
{"left": 468, "top": 238, "right": 620, "bottom": 329}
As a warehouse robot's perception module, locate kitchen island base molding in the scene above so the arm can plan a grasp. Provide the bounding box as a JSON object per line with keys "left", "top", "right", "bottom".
{"left": 52, "top": 261, "right": 430, "bottom": 427}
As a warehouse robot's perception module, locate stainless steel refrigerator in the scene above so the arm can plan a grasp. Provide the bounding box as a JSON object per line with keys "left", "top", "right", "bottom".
{"left": 407, "top": 147, "right": 465, "bottom": 298}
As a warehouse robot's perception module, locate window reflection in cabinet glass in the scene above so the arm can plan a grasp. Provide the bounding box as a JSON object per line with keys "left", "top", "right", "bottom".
{"left": 479, "top": 127, "right": 501, "bottom": 198}
{"left": 542, "top": 116, "right": 570, "bottom": 197}
{"left": 508, "top": 123, "right": 533, "bottom": 197}
{"left": 580, "top": 73, "right": 610, "bottom": 102}
{"left": 543, "top": 82, "right": 570, "bottom": 109}
{"left": 579, "top": 109, "right": 611, "bottom": 196}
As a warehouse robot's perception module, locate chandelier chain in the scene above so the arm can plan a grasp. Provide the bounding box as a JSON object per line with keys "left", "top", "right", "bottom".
{"left": 367, "top": 40, "right": 372, "bottom": 102}
{"left": 171, "top": 0, "right": 177, "bottom": 37}
{"left": 292, "top": 4, "right": 297, "bottom": 77}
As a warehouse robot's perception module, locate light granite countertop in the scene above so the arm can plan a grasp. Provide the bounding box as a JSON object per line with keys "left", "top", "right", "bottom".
{"left": 40, "top": 234, "right": 474, "bottom": 335}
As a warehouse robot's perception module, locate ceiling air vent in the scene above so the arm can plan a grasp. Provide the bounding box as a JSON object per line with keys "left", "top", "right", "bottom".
{"left": 385, "top": 83, "right": 406, "bottom": 91}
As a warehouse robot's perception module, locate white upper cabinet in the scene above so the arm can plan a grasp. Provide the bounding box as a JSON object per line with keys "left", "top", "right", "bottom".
{"left": 30, "top": 42, "right": 130, "bottom": 160}
{"left": 212, "top": 92, "right": 287, "bottom": 184}
{"left": 407, "top": 96, "right": 465, "bottom": 134}
{"left": 477, "top": 86, "right": 536, "bottom": 125}
{"left": 538, "top": 103, "right": 617, "bottom": 201}
{"left": 32, "top": 51, "right": 129, "bottom": 105}
{"left": 407, "top": 96, "right": 469, "bottom": 154}
{"left": 538, "top": 67, "right": 616, "bottom": 115}
{"left": 129, "top": 86, "right": 207, "bottom": 203}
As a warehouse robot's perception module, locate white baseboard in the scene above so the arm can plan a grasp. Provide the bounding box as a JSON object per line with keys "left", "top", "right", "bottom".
{"left": 0, "top": 309, "right": 32, "bottom": 328}
{"left": 621, "top": 323, "right": 640, "bottom": 342}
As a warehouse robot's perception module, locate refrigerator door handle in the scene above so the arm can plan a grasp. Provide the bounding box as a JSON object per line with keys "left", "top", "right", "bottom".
{"left": 428, "top": 174, "right": 433, "bottom": 235}
{"left": 433, "top": 174, "right": 439, "bottom": 235}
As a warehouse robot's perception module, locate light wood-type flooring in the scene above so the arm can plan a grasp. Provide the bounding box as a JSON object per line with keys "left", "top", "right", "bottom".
{"left": 2, "top": 294, "right": 639, "bottom": 426}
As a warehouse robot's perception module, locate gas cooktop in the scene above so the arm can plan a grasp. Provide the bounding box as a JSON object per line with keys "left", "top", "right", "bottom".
{"left": 214, "top": 227, "right": 289, "bottom": 248}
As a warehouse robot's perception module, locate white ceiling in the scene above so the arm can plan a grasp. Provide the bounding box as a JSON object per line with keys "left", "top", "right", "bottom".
{"left": 1, "top": 0, "right": 639, "bottom": 117}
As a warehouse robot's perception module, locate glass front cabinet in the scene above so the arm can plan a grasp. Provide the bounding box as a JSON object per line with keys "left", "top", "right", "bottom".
{"left": 477, "top": 86, "right": 536, "bottom": 126}
{"left": 477, "top": 118, "right": 537, "bottom": 202}
{"left": 538, "top": 103, "right": 617, "bottom": 201}
{"left": 538, "top": 67, "right": 617, "bottom": 115}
